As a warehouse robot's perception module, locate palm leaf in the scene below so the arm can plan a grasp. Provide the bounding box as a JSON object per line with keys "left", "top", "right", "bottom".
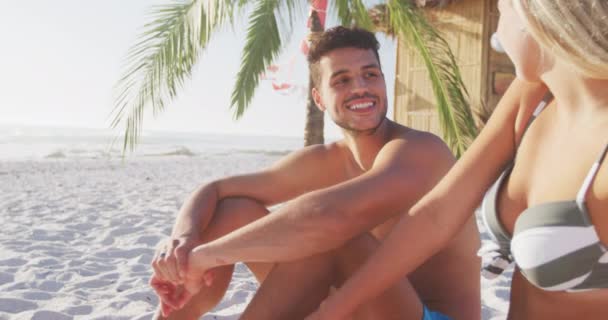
{"left": 332, "top": 0, "right": 374, "bottom": 29}
{"left": 230, "top": 0, "right": 286, "bottom": 118}
{"left": 111, "top": 0, "right": 243, "bottom": 153}
{"left": 387, "top": 0, "right": 477, "bottom": 157}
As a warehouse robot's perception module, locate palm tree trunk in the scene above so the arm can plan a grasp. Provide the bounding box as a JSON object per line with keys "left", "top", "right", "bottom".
{"left": 304, "top": 10, "right": 324, "bottom": 146}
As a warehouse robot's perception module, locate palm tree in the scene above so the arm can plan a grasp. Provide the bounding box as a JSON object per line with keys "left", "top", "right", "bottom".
{"left": 112, "top": 0, "right": 477, "bottom": 157}
{"left": 304, "top": 9, "right": 324, "bottom": 146}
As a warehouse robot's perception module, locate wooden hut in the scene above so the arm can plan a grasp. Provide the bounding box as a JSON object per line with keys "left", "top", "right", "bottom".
{"left": 394, "top": 0, "right": 515, "bottom": 135}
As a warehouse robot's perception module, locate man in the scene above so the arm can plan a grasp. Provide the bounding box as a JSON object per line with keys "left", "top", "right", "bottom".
{"left": 151, "top": 26, "right": 481, "bottom": 320}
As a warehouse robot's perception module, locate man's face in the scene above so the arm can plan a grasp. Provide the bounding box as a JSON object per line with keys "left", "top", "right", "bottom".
{"left": 312, "top": 47, "right": 387, "bottom": 134}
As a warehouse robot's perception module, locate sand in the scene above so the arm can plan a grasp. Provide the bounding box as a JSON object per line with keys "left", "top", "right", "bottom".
{"left": 0, "top": 155, "right": 509, "bottom": 320}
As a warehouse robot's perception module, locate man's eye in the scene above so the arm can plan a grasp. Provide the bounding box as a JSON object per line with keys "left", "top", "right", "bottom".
{"left": 334, "top": 78, "right": 350, "bottom": 85}
{"left": 366, "top": 72, "right": 379, "bottom": 78}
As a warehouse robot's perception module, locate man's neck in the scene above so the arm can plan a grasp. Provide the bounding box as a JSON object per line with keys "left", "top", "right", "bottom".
{"left": 342, "top": 118, "right": 392, "bottom": 171}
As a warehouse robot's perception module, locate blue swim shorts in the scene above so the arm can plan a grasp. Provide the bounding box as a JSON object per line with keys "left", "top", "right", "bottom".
{"left": 422, "top": 305, "right": 452, "bottom": 320}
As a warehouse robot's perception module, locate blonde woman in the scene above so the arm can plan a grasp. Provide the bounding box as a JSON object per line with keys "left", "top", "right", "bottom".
{"left": 307, "top": 0, "right": 608, "bottom": 319}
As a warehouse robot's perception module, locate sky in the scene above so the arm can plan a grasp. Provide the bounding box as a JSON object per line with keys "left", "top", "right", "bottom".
{"left": 0, "top": 0, "right": 396, "bottom": 139}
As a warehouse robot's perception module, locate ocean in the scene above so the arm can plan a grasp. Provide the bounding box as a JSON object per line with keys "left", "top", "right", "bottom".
{"left": 0, "top": 124, "right": 306, "bottom": 160}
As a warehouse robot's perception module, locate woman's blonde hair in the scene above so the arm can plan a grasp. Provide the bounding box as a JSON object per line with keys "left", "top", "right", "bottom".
{"left": 512, "top": 0, "right": 608, "bottom": 79}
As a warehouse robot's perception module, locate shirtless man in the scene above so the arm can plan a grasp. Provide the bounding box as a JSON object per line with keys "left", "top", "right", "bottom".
{"left": 151, "top": 26, "right": 480, "bottom": 320}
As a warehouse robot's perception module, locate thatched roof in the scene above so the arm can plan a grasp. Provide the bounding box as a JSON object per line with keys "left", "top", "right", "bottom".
{"left": 415, "top": 0, "right": 459, "bottom": 8}
{"left": 368, "top": 1, "right": 460, "bottom": 36}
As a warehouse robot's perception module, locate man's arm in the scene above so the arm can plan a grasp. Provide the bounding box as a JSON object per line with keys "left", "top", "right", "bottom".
{"left": 189, "top": 132, "right": 455, "bottom": 269}
{"left": 154, "top": 144, "right": 345, "bottom": 281}
{"left": 171, "top": 144, "right": 343, "bottom": 237}
{"left": 304, "top": 78, "right": 549, "bottom": 320}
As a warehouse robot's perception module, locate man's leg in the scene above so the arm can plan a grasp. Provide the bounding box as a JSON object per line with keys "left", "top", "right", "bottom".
{"left": 239, "top": 251, "right": 336, "bottom": 320}
{"left": 154, "top": 198, "right": 275, "bottom": 320}
{"left": 240, "top": 233, "right": 423, "bottom": 320}
{"left": 335, "top": 233, "right": 422, "bottom": 320}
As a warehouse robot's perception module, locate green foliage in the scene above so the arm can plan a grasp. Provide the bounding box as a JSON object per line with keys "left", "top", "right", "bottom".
{"left": 111, "top": 0, "right": 245, "bottom": 152}
{"left": 112, "top": 0, "right": 478, "bottom": 156}
{"left": 387, "top": 0, "right": 477, "bottom": 157}
{"left": 230, "top": 0, "right": 282, "bottom": 118}
{"left": 332, "top": 0, "right": 374, "bottom": 30}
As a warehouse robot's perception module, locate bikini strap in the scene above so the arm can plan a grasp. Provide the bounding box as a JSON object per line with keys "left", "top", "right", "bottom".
{"left": 516, "top": 92, "right": 553, "bottom": 150}
{"left": 576, "top": 141, "right": 608, "bottom": 208}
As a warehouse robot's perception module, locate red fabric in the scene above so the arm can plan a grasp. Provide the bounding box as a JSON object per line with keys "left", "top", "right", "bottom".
{"left": 266, "top": 64, "right": 280, "bottom": 73}
{"left": 272, "top": 83, "right": 292, "bottom": 91}
{"left": 300, "top": 39, "right": 309, "bottom": 55}
{"left": 306, "top": 0, "right": 327, "bottom": 29}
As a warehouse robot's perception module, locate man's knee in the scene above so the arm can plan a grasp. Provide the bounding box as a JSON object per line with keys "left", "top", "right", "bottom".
{"left": 340, "top": 233, "right": 379, "bottom": 256}
{"left": 201, "top": 198, "right": 269, "bottom": 242}
{"left": 216, "top": 197, "right": 268, "bottom": 226}
{"left": 333, "top": 233, "right": 380, "bottom": 283}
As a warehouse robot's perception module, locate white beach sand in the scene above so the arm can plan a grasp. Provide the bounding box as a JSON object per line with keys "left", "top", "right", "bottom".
{"left": 0, "top": 155, "right": 510, "bottom": 320}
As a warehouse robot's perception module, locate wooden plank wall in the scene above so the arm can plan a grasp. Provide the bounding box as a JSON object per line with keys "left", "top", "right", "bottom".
{"left": 394, "top": 0, "right": 503, "bottom": 135}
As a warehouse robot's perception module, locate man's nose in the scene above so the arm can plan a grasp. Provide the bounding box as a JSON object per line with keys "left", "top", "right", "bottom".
{"left": 351, "top": 76, "right": 369, "bottom": 94}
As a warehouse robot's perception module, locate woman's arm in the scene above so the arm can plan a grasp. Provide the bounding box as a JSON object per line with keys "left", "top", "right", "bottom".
{"left": 307, "top": 79, "right": 548, "bottom": 319}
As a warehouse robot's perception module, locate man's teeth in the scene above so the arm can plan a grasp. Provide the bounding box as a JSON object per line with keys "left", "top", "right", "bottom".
{"left": 349, "top": 102, "right": 374, "bottom": 110}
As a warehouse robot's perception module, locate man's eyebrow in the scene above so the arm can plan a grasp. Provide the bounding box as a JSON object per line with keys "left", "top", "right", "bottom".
{"left": 361, "top": 63, "right": 380, "bottom": 70}
{"left": 329, "top": 69, "right": 349, "bottom": 79}
{"left": 329, "top": 64, "right": 381, "bottom": 79}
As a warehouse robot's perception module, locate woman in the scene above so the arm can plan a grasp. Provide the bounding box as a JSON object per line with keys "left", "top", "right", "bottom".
{"left": 307, "top": 0, "right": 608, "bottom": 319}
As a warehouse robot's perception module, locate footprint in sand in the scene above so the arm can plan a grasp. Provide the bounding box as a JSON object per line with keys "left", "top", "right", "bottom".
{"left": 135, "top": 235, "right": 161, "bottom": 246}
{"left": 99, "top": 272, "right": 120, "bottom": 281}
{"left": 95, "top": 248, "right": 152, "bottom": 260}
{"left": 38, "top": 280, "right": 64, "bottom": 292}
{"left": 67, "top": 222, "right": 99, "bottom": 232}
{"left": 132, "top": 313, "right": 155, "bottom": 320}
{"left": 31, "top": 310, "right": 73, "bottom": 320}
{"left": 116, "top": 283, "right": 131, "bottom": 292}
{"left": 130, "top": 264, "right": 148, "bottom": 273}
{"left": 126, "top": 290, "right": 158, "bottom": 305}
{"left": 0, "top": 272, "right": 14, "bottom": 286}
{"left": 22, "top": 291, "right": 53, "bottom": 301}
{"left": 78, "top": 279, "right": 114, "bottom": 289}
{"left": 0, "top": 298, "right": 38, "bottom": 313}
{"left": 214, "top": 289, "right": 252, "bottom": 311}
{"left": 2, "top": 241, "right": 31, "bottom": 250}
{"left": 35, "top": 258, "right": 62, "bottom": 268}
{"left": 63, "top": 305, "right": 93, "bottom": 316}
{"left": 0, "top": 258, "right": 27, "bottom": 267}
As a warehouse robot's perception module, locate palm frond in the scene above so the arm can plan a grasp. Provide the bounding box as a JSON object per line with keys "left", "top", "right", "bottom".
{"left": 278, "top": 0, "right": 306, "bottom": 33}
{"left": 111, "top": 0, "right": 242, "bottom": 153}
{"left": 387, "top": 0, "right": 477, "bottom": 157}
{"left": 331, "top": 0, "right": 373, "bottom": 29}
{"left": 230, "top": 0, "right": 286, "bottom": 118}
{"left": 367, "top": 4, "right": 395, "bottom": 36}
{"left": 333, "top": 0, "right": 353, "bottom": 26}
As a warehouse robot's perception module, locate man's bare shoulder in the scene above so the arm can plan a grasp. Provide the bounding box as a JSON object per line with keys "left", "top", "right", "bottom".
{"left": 380, "top": 123, "right": 455, "bottom": 168}
{"left": 266, "top": 140, "right": 349, "bottom": 190}
{"left": 277, "top": 141, "right": 346, "bottom": 165}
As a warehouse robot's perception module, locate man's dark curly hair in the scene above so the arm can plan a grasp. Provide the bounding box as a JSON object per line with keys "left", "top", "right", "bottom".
{"left": 308, "top": 26, "right": 381, "bottom": 89}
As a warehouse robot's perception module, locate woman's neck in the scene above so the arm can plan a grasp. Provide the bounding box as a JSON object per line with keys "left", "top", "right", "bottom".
{"left": 540, "top": 64, "right": 608, "bottom": 127}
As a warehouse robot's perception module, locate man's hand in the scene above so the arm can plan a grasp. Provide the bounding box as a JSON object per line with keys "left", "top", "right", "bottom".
{"left": 150, "top": 235, "right": 204, "bottom": 316}
{"left": 149, "top": 274, "right": 191, "bottom": 317}
{"left": 150, "top": 245, "right": 218, "bottom": 317}
{"left": 179, "top": 245, "right": 217, "bottom": 299}
{"left": 152, "top": 235, "right": 201, "bottom": 283}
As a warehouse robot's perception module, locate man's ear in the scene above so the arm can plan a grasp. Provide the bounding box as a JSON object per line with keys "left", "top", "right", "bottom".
{"left": 312, "top": 88, "right": 326, "bottom": 112}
